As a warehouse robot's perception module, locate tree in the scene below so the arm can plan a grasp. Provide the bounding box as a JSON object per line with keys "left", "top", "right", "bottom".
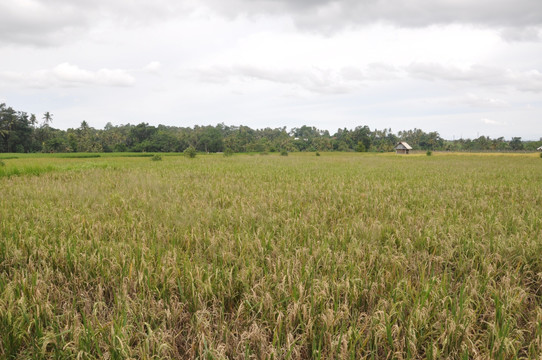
{"left": 196, "top": 126, "right": 224, "bottom": 153}
{"left": 0, "top": 104, "right": 34, "bottom": 152}
{"left": 42, "top": 112, "right": 53, "bottom": 127}
{"left": 355, "top": 141, "right": 366, "bottom": 152}
{"left": 127, "top": 123, "right": 157, "bottom": 151}
{"left": 509, "top": 137, "right": 524, "bottom": 151}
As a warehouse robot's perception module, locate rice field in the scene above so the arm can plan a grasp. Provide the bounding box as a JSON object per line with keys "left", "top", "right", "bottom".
{"left": 1, "top": 152, "right": 541, "bottom": 359}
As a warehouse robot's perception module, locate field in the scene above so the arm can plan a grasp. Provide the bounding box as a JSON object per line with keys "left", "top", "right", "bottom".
{"left": 1, "top": 152, "right": 541, "bottom": 359}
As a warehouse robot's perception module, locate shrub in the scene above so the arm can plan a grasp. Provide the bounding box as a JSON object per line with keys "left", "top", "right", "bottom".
{"left": 224, "top": 148, "right": 234, "bottom": 157}
{"left": 151, "top": 154, "right": 162, "bottom": 161}
{"left": 260, "top": 152, "right": 268, "bottom": 156}
{"left": 0, "top": 160, "right": 4, "bottom": 167}
{"left": 316, "top": 152, "right": 321, "bottom": 157}
{"left": 184, "top": 146, "right": 197, "bottom": 158}
{"left": 426, "top": 150, "right": 432, "bottom": 156}
{"left": 280, "top": 150, "right": 288, "bottom": 156}
{"left": 540, "top": 152, "right": 542, "bottom": 158}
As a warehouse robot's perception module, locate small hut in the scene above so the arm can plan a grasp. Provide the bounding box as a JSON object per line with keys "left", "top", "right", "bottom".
{"left": 395, "top": 142, "right": 412, "bottom": 154}
{"left": 537, "top": 146, "right": 542, "bottom": 151}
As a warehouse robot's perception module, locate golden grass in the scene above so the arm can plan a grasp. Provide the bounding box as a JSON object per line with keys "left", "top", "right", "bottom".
{"left": 1, "top": 153, "right": 541, "bottom": 359}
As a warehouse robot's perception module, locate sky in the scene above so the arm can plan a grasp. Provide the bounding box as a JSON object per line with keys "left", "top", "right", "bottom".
{"left": 1, "top": 0, "right": 542, "bottom": 140}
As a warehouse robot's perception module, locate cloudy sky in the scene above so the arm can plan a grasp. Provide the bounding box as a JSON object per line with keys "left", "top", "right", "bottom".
{"left": 1, "top": 0, "right": 542, "bottom": 139}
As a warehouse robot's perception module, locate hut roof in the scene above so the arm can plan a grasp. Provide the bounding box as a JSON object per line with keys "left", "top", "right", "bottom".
{"left": 395, "top": 142, "right": 412, "bottom": 150}
{"left": 538, "top": 146, "right": 542, "bottom": 151}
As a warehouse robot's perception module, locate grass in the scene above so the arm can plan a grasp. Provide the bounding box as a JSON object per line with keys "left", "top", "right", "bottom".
{"left": 1, "top": 152, "right": 541, "bottom": 359}
{"left": 0, "top": 152, "right": 179, "bottom": 159}
{"left": 56, "top": 154, "right": 102, "bottom": 158}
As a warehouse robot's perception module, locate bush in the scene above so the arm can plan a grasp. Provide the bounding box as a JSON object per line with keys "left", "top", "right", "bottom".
{"left": 151, "top": 154, "right": 162, "bottom": 161}
{"left": 224, "top": 148, "right": 234, "bottom": 157}
{"left": 355, "top": 142, "right": 366, "bottom": 152}
{"left": 540, "top": 152, "right": 542, "bottom": 158}
{"left": 260, "top": 152, "right": 268, "bottom": 156}
{"left": 316, "top": 152, "right": 321, "bottom": 157}
{"left": 426, "top": 150, "right": 432, "bottom": 156}
{"left": 280, "top": 150, "right": 288, "bottom": 156}
{"left": 184, "top": 146, "right": 197, "bottom": 158}
{"left": 0, "top": 160, "right": 4, "bottom": 167}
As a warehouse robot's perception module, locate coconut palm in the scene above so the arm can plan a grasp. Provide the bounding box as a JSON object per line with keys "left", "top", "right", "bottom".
{"left": 42, "top": 112, "right": 53, "bottom": 127}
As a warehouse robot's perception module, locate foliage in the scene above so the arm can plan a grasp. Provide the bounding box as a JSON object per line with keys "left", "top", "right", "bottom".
{"left": 151, "top": 154, "right": 162, "bottom": 161}
{"left": 184, "top": 146, "right": 197, "bottom": 158}
{"left": 2, "top": 102, "right": 541, "bottom": 155}
{"left": 316, "top": 151, "right": 320, "bottom": 156}
{"left": 510, "top": 137, "right": 524, "bottom": 151}
{"left": 223, "top": 148, "right": 234, "bottom": 157}
{"left": 426, "top": 150, "right": 432, "bottom": 156}
{"left": 280, "top": 150, "right": 288, "bottom": 156}
{"left": 0, "top": 160, "right": 4, "bottom": 167}
{"left": 355, "top": 141, "right": 366, "bottom": 152}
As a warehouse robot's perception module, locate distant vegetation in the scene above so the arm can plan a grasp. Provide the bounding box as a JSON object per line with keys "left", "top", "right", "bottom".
{"left": 1, "top": 102, "right": 541, "bottom": 154}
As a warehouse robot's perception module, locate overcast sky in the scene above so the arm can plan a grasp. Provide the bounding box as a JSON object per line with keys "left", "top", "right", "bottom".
{"left": 1, "top": 0, "right": 542, "bottom": 139}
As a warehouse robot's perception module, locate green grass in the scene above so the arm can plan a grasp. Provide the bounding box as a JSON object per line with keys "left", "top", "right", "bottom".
{"left": 1, "top": 152, "right": 541, "bottom": 359}
{"left": 56, "top": 154, "right": 102, "bottom": 158}
{"left": 0, "top": 152, "right": 185, "bottom": 159}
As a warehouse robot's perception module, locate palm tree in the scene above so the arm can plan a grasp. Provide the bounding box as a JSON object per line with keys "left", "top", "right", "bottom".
{"left": 42, "top": 112, "right": 53, "bottom": 127}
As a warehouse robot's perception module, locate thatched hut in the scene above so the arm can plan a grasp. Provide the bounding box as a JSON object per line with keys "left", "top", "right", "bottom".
{"left": 395, "top": 142, "right": 412, "bottom": 154}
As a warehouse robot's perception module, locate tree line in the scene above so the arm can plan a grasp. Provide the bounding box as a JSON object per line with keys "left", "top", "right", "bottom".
{"left": 1, "top": 103, "right": 540, "bottom": 153}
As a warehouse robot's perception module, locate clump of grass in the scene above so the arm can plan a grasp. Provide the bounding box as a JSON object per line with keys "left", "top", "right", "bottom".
{"left": 115, "top": 154, "right": 154, "bottom": 158}
{"left": 316, "top": 152, "right": 320, "bottom": 156}
{"left": 184, "top": 146, "right": 197, "bottom": 158}
{"left": 426, "top": 150, "right": 432, "bottom": 156}
{"left": 0, "top": 165, "right": 56, "bottom": 178}
{"left": 259, "top": 152, "right": 268, "bottom": 156}
{"left": 0, "top": 160, "right": 4, "bottom": 167}
{"left": 0, "top": 156, "right": 18, "bottom": 160}
{"left": 151, "top": 154, "right": 162, "bottom": 161}
{"left": 224, "top": 148, "right": 234, "bottom": 157}
{"left": 280, "top": 150, "right": 288, "bottom": 156}
{"left": 57, "top": 154, "right": 101, "bottom": 158}
{"left": 539, "top": 152, "right": 542, "bottom": 158}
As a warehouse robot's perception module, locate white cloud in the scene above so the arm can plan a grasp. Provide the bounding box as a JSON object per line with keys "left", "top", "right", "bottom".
{"left": 463, "top": 94, "right": 508, "bottom": 108}
{"left": 203, "top": 0, "right": 542, "bottom": 32}
{"left": 0, "top": 0, "right": 191, "bottom": 46}
{"left": 0, "top": 63, "right": 136, "bottom": 88}
{"left": 481, "top": 118, "right": 504, "bottom": 125}
{"left": 406, "top": 63, "right": 542, "bottom": 93}
{"left": 3, "top": 0, "right": 542, "bottom": 47}
{"left": 189, "top": 63, "right": 401, "bottom": 94}
{"left": 143, "top": 61, "right": 162, "bottom": 74}
{"left": 500, "top": 27, "right": 542, "bottom": 42}
{"left": 189, "top": 61, "right": 542, "bottom": 95}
